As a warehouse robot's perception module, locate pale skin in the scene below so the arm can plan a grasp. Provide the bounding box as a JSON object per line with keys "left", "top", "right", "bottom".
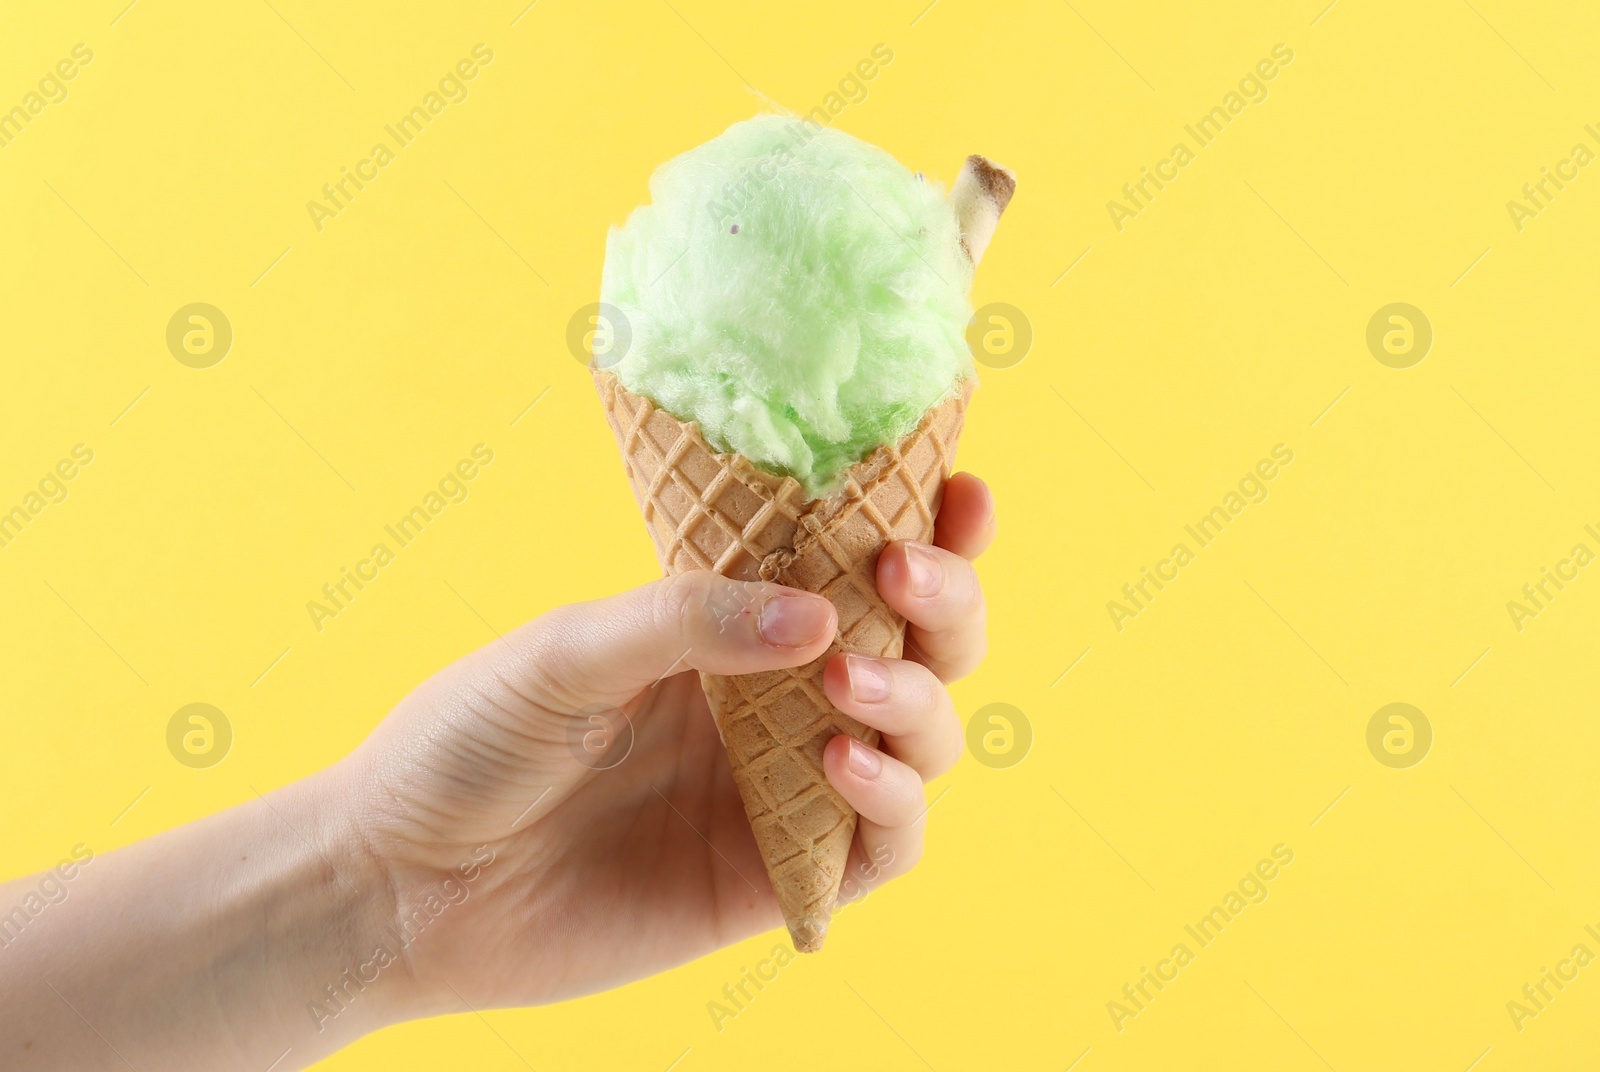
{"left": 0, "top": 474, "right": 995, "bottom": 1071}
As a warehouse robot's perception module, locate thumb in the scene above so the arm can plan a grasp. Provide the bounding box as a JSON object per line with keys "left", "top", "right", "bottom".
{"left": 509, "top": 571, "right": 837, "bottom": 706}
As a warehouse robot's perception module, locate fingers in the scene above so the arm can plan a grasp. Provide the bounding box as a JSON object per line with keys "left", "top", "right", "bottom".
{"left": 875, "top": 473, "right": 994, "bottom": 682}
{"left": 508, "top": 571, "right": 836, "bottom": 708}
{"left": 932, "top": 472, "right": 996, "bottom": 561}
{"left": 823, "top": 736, "right": 927, "bottom": 827}
{"left": 820, "top": 647, "right": 965, "bottom": 902}
{"left": 877, "top": 540, "right": 986, "bottom": 682}
{"left": 822, "top": 735, "right": 928, "bottom": 900}
{"left": 822, "top": 655, "right": 962, "bottom": 780}
{"left": 836, "top": 817, "right": 920, "bottom": 905}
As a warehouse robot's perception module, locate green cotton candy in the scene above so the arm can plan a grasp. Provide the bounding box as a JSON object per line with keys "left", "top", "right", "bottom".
{"left": 601, "top": 114, "right": 974, "bottom": 497}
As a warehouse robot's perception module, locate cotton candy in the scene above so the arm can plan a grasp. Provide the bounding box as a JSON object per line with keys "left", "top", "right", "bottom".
{"left": 602, "top": 115, "right": 974, "bottom": 496}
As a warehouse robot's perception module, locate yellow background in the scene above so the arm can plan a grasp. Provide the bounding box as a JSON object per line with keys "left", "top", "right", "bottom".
{"left": 4, "top": 0, "right": 1600, "bottom": 1068}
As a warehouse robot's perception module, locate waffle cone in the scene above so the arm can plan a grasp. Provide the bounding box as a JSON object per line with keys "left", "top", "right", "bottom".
{"left": 595, "top": 369, "right": 971, "bottom": 950}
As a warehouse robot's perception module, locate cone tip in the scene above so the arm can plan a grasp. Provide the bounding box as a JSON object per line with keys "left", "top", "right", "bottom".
{"left": 787, "top": 917, "right": 828, "bottom": 953}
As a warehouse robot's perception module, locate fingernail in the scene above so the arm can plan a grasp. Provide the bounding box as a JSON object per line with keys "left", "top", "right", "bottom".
{"left": 759, "top": 594, "right": 832, "bottom": 647}
{"left": 845, "top": 655, "right": 891, "bottom": 703}
{"left": 846, "top": 738, "right": 882, "bottom": 779}
{"left": 906, "top": 544, "right": 942, "bottom": 598}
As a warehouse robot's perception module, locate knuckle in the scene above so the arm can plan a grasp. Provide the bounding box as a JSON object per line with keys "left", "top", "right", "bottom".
{"left": 962, "top": 631, "right": 990, "bottom": 675}
{"left": 958, "top": 569, "right": 987, "bottom": 617}
{"left": 890, "top": 835, "right": 924, "bottom": 876}
{"left": 888, "top": 770, "right": 934, "bottom": 826}
{"left": 932, "top": 731, "right": 966, "bottom": 779}
{"left": 911, "top": 662, "right": 948, "bottom": 708}
{"left": 856, "top": 836, "right": 916, "bottom": 886}
{"left": 936, "top": 628, "right": 987, "bottom": 683}
{"left": 917, "top": 706, "right": 965, "bottom": 778}
{"left": 653, "top": 571, "right": 717, "bottom": 639}
{"left": 502, "top": 608, "right": 584, "bottom": 709}
{"left": 923, "top": 575, "right": 982, "bottom": 632}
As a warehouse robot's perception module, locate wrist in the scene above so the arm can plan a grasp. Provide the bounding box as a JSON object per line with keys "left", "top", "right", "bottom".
{"left": 0, "top": 762, "right": 431, "bottom": 1072}
{"left": 256, "top": 764, "right": 433, "bottom": 1046}
{"left": 334, "top": 735, "right": 532, "bottom": 1019}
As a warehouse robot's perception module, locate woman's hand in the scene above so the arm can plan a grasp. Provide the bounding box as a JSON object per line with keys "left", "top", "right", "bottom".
{"left": 0, "top": 474, "right": 993, "bottom": 1072}
{"left": 348, "top": 472, "right": 996, "bottom": 1013}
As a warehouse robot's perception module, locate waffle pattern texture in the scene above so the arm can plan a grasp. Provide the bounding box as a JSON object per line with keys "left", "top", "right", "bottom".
{"left": 595, "top": 369, "right": 970, "bottom": 950}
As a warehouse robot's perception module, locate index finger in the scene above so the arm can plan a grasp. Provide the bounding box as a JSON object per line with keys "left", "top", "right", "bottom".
{"left": 933, "top": 472, "right": 996, "bottom": 561}
{"left": 877, "top": 541, "right": 986, "bottom": 682}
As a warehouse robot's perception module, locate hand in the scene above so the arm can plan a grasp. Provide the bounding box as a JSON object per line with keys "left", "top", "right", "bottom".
{"left": 345, "top": 472, "right": 996, "bottom": 1013}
